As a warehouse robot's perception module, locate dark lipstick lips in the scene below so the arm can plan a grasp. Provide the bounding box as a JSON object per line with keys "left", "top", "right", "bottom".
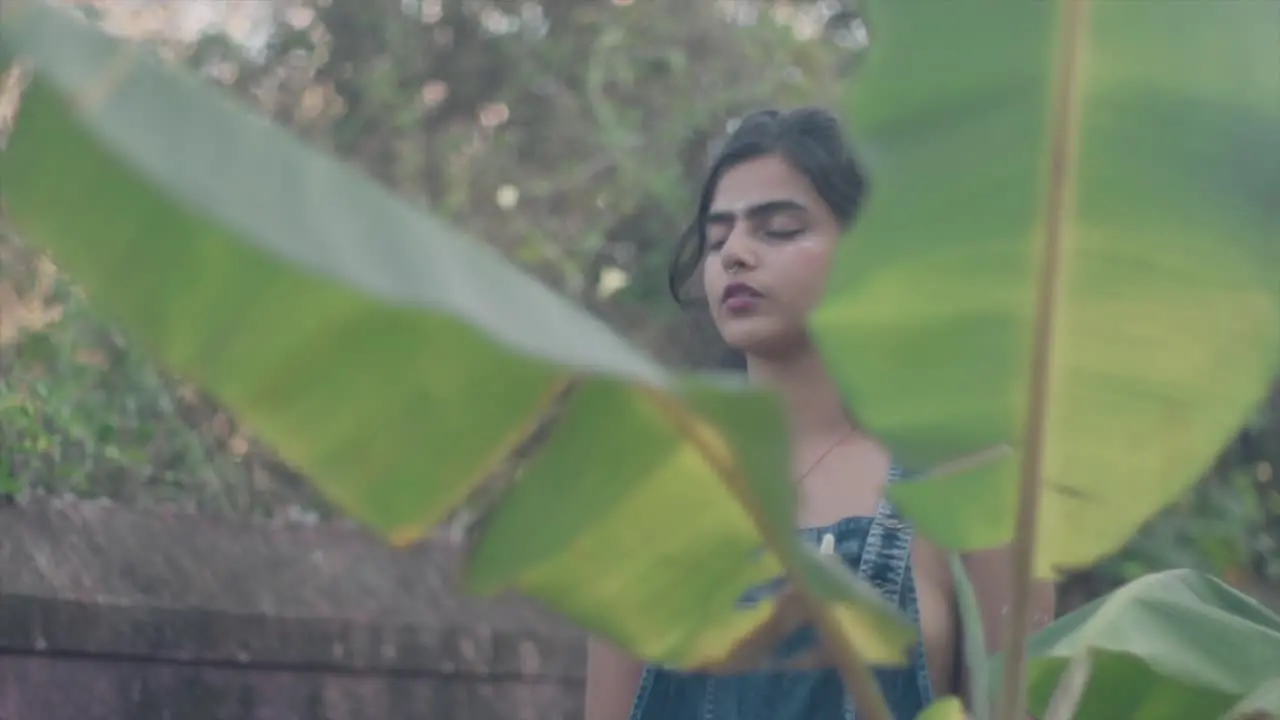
{"left": 721, "top": 282, "right": 763, "bottom": 304}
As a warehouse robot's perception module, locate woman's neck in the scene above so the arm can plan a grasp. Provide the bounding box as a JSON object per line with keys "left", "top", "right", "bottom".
{"left": 746, "top": 346, "right": 859, "bottom": 447}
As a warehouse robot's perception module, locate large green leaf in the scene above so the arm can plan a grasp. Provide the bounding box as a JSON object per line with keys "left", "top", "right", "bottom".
{"left": 1009, "top": 569, "right": 1280, "bottom": 720}
{"left": 814, "top": 0, "right": 1280, "bottom": 574}
{"left": 1223, "top": 677, "right": 1280, "bottom": 719}
{"left": 915, "top": 697, "right": 966, "bottom": 720}
{"left": 0, "top": 0, "right": 913, "bottom": 669}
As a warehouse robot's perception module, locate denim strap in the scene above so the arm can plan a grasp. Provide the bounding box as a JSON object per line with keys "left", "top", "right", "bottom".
{"left": 852, "top": 465, "right": 913, "bottom": 605}
{"left": 845, "top": 466, "right": 916, "bottom": 720}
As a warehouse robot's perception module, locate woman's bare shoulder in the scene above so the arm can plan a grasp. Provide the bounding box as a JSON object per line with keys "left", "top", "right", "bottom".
{"left": 585, "top": 637, "right": 644, "bottom": 720}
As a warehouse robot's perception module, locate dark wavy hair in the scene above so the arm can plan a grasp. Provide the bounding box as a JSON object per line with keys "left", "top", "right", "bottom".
{"left": 667, "top": 107, "right": 869, "bottom": 306}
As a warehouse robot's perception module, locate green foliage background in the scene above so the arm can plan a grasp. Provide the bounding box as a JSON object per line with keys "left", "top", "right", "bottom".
{"left": 0, "top": 0, "right": 1275, "bottom": 608}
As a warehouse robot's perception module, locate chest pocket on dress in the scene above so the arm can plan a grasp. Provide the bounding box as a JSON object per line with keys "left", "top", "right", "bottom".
{"left": 732, "top": 521, "right": 873, "bottom": 666}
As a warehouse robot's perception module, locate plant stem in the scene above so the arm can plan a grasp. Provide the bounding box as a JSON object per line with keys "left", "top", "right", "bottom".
{"left": 949, "top": 553, "right": 991, "bottom": 720}
{"left": 804, "top": 594, "right": 894, "bottom": 720}
{"left": 998, "top": 0, "right": 1089, "bottom": 719}
{"left": 1042, "top": 653, "right": 1092, "bottom": 720}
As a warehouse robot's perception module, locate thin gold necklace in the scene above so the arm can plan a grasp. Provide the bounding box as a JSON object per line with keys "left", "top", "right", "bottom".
{"left": 796, "top": 428, "right": 857, "bottom": 484}
{"left": 798, "top": 428, "right": 857, "bottom": 551}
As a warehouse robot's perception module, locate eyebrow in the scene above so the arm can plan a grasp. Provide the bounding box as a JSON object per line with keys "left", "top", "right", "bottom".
{"left": 705, "top": 199, "right": 809, "bottom": 224}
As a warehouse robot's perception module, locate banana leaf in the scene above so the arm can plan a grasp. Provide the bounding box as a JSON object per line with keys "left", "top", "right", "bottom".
{"left": 0, "top": 0, "right": 911, "bottom": 670}
{"left": 1011, "top": 570, "right": 1280, "bottom": 719}
{"left": 814, "top": 0, "right": 1280, "bottom": 577}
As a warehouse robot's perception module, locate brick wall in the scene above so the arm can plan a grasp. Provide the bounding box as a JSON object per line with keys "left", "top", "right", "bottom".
{"left": 0, "top": 498, "right": 585, "bottom": 720}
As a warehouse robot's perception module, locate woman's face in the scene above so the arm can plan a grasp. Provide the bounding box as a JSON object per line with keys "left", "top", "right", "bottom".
{"left": 701, "top": 153, "right": 842, "bottom": 357}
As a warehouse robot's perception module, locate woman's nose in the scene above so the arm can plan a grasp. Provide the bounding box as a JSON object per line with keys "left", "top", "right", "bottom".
{"left": 719, "top": 231, "right": 758, "bottom": 272}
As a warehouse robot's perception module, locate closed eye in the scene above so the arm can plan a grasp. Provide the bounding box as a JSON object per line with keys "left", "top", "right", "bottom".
{"left": 705, "top": 219, "right": 733, "bottom": 251}
{"left": 763, "top": 227, "right": 804, "bottom": 240}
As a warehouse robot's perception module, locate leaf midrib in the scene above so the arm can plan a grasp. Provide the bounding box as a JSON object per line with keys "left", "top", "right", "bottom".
{"left": 1000, "top": 0, "right": 1093, "bottom": 717}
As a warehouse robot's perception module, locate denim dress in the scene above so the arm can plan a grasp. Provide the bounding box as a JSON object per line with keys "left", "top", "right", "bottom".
{"left": 628, "top": 467, "right": 934, "bottom": 720}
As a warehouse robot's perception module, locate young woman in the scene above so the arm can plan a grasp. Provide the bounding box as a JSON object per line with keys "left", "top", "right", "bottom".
{"left": 584, "top": 107, "right": 1056, "bottom": 720}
